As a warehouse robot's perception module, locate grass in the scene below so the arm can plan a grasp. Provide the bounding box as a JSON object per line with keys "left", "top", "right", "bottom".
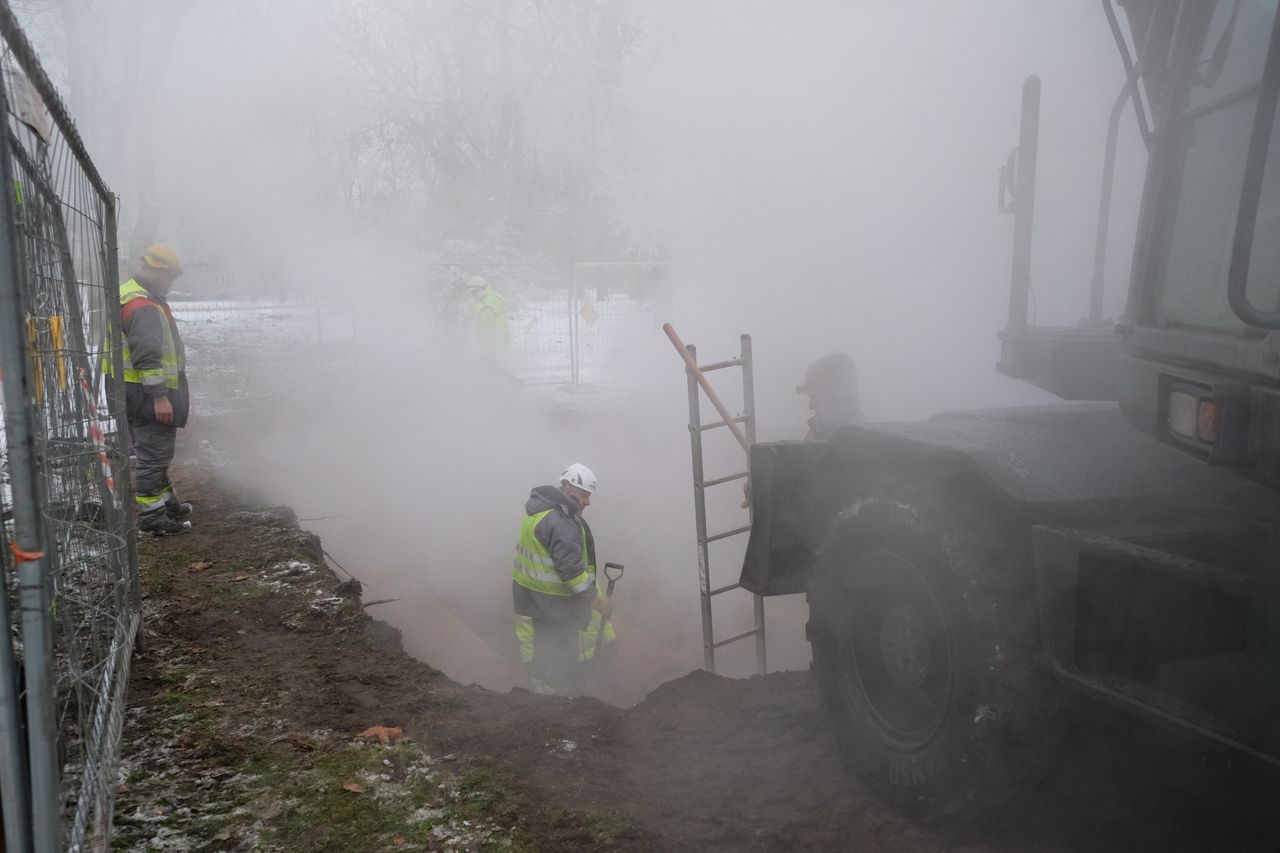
{"left": 266, "top": 745, "right": 535, "bottom": 851}
{"left": 118, "top": 469, "right": 640, "bottom": 852}
{"left": 138, "top": 553, "right": 180, "bottom": 596}
{"left": 455, "top": 764, "right": 637, "bottom": 851}
{"left": 116, "top": 665, "right": 528, "bottom": 853}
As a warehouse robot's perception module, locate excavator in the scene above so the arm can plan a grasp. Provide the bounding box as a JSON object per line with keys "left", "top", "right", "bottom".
{"left": 741, "top": 0, "right": 1280, "bottom": 814}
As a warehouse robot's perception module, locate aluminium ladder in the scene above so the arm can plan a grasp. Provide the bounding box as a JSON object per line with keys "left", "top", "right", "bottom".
{"left": 683, "top": 334, "right": 766, "bottom": 675}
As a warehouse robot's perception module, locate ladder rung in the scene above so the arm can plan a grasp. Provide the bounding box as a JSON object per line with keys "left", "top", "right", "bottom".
{"left": 704, "top": 524, "right": 751, "bottom": 544}
{"left": 699, "top": 415, "right": 751, "bottom": 432}
{"left": 701, "top": 471, "right": 748, "bottom": 488}
{"left": 708, "top": 582, "right": 741, "bottom": 596}
{"left": 696, "top": 357, "right": 745, "bottom": 372}
{"left": 712, "top": 627, "right": 762, "bottom": 649}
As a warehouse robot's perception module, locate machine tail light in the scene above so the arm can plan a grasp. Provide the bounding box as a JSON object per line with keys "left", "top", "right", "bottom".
{"left": 1197, "top": 399, "right": 1217, "bottom": 444}
{"left": 1164, "top": 382, "right": 1246, "bottom": 461}
{"left": 1168, "top": 389, "right": 1220, "bottom": 448}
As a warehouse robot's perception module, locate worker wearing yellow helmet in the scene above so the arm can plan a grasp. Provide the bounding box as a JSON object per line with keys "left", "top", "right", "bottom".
{"left": 104, "top": 243, "right": 193, "bottom": 535}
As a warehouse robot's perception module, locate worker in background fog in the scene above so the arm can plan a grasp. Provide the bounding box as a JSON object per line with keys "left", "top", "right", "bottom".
{"left": 467, "top": 275, "right": 510, "bottom": 364}
{"left": 512, "top": 463, "right": 615, "bottom": 696}
{"left": 798, "top": 352, "right": 862, "bottom": 441}
{"left": 105, "top": 244, "right": 193, "bottom": 536}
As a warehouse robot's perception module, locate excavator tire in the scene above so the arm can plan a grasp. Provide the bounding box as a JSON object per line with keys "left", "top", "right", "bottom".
{"left": 807, "top": 473, "right": 1066, "bottom": 819}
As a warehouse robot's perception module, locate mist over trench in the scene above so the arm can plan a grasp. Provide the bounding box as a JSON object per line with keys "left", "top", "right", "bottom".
{"left": 29, "top": 1, "right": 1146, "bottom": 704}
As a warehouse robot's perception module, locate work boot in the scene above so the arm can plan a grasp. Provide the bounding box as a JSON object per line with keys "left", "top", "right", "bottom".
{"left": 140, "top": 513, "right": 191, "bottom": 536}
{"left": 165, "top": 500, "right": 194, "bottom": 521}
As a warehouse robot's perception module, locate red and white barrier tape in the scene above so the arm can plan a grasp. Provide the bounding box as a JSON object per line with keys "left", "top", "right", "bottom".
{"left": 77, "top": 367, "right": 114, "bottom": 494}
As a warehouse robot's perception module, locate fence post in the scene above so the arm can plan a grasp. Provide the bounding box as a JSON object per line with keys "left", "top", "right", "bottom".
{"left": 0, "top": 520, "right": 31, "bottom": 853}
{"left": 0, "top": 78, "right": 62, "bottom": 852}
{"left": 569, "top": 263, "right": 580, "bottom": 386}
{"left": 103, "top": 197, "right": 141, "bottom": 643}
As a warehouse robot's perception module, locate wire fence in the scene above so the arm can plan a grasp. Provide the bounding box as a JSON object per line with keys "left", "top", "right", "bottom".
{"left": 423, "top": 261, "right": 577, "bottom": 385}
{"left": 170, "top": 298, "right": 353, "bottom": 415}
{"left": 0, "top": 6, "right": 136, "bottom": 852}
{"left": 425, "top": 261, "right": 666, "bottom": 387}
{"left": 570, "top": 262, "right": 670, "bottom": 386}
{"left": 166, "top": 262, "right": 667, "bottom": 416}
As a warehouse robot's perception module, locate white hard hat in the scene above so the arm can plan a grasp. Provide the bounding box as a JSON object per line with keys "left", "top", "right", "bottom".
{"left": 559, "top": 463, "right": 597, "bottom": 494}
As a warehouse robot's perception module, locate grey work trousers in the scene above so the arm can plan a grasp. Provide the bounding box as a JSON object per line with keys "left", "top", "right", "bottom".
{"left": 529, "top": 616, "right": 584, "bottom": 696}
{"left": 130, "top": 418, "right": 177, "bottom": 515}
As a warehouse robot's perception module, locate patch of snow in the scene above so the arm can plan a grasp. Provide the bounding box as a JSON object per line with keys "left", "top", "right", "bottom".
{"left": 124, "top": 805, "right": 172, "bottom": 823}
{"left": 411, "top": 806, "right": 447, "bottom": 823}
{"left": 269, "top": 560, "right": 313, "bottom": 578}
{"left": 139, "top": 825, "right": 197, "bottom": 851}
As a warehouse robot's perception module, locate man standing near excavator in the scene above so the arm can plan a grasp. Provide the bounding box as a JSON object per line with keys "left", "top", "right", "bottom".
{"left": 512, "top": 463, "right": 614, "bottom": 695}
{"left": 107, "top": 244, "right": 193, "bottom": 536}
{"left": 797, "top": 351, "right": 862, "bottom": 440}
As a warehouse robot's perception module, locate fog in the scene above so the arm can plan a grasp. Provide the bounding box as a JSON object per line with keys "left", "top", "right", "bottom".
{"left": 20, "top": 1, "right": 1147, "bottom": 702}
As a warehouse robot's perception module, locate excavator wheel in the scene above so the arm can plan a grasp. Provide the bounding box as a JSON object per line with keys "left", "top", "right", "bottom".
{"left": 807, "top": 476, "right": 1065, "bottom": 819}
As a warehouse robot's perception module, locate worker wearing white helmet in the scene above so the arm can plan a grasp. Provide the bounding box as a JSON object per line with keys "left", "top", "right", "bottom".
{"left": 511, "top": 463, "right": 615, "bottom": 695}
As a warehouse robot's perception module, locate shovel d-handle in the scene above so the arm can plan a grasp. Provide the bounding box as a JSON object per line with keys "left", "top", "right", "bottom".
{"left": 591, "top": 562, "right": 626, "bottom": 664}
{"left": 603, "top": 561, "right": 624, "bottom": 594}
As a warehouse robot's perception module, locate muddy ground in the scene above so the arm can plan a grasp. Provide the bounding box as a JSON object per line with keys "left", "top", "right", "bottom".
{"left": 114, "top": 456, "right": 1280, "bottom": 852}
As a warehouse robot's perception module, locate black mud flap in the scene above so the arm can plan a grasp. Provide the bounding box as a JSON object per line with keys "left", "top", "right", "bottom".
{"left": 740, "top": 441, "right": 825, "bottom": 596}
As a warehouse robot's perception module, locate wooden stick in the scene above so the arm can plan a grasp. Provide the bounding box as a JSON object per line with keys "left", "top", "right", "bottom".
{"left": 663, "top": 323, "right": 752, "bottom": 454}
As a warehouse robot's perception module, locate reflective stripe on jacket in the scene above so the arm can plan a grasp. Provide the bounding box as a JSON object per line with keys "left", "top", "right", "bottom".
{"left": 516, "top": 574, "right": 616, "bottom": 664}
{"left": 103, "top": 279, "right": 183, "bottom": 390}
{"left": 513, "top": 508, "right": 594, "bottom": 596}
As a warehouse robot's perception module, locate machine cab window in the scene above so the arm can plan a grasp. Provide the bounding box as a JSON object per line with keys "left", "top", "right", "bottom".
{"left": 1152, "top": 0, "right": 1279, "bottom": 330}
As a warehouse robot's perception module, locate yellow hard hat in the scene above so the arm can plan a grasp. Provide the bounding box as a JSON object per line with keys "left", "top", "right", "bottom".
{"left": 141, "top": 244, "right": 182, "bottom": 275}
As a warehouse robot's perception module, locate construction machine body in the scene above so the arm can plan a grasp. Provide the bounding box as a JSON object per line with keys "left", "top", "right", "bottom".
{"left": 741, "top": 0, "right": 1280, "bottom": 811}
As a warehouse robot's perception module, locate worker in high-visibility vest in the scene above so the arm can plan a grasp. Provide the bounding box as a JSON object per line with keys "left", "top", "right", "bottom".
{"left": 512, "top": 463, "right": 615, "bottom": 696}
{"left": 104, "top": 244, "right": 192, "bottom": 535}
{"left": 467, "top": 276, "right": 509, "bottom": 364}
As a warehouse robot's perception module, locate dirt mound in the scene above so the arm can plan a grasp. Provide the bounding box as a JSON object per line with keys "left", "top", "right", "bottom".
{"left": 115, "top": 457, "right": 1280, "bottom": 852}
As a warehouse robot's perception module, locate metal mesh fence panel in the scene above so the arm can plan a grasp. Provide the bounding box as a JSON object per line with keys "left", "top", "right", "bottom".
{"left": 422, "top": 261, "right": 665, "bottom": 387}
{"left": 160, "top": 261, "right": 356, "bottom": 415}
{"left": 570, "top": 263, "right": 666, "bottom": 386}
{"left": 171, "top": 295, "right": 354, "bottom": 415}
{"left": 166, "top": 262, "right": 664, "bottom": 402}
{"left": 424, "top": 262, "right": 575, "bottom": 385}
{"left": 0, "top": 7, "right": 135, "bottom": 851}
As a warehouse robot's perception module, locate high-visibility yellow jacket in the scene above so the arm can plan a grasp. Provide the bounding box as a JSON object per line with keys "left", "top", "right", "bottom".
{"left": 103, "top": 278, "right": 189, "bottom": 426}
{"left": 108, "top": 279, "right": 185, "bottom": 389}
{"left": 470, "top": 285, "right": 509, "bottom": 354}
{"left": 516, "top": 573, "right": 617, "bottom": 666}
{"left": 513, "top": 489, "right": 595, "bottom": 599}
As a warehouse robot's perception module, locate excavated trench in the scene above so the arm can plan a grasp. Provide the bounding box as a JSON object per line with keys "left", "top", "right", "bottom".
{"left": 115, "top": 445, "right": 1280, "bottom": 852}
{"left": 149, "top": 329, "right": 1280, "bottom": 849}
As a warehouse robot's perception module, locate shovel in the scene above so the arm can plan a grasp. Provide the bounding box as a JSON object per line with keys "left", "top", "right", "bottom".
{"left": 591, "top": 562, "right": 625, "bottom": 662}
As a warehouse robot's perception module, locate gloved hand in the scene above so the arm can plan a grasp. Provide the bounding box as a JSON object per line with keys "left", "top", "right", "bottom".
{"left": 592, "top": 593, "right": 614, "bottom": 620}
